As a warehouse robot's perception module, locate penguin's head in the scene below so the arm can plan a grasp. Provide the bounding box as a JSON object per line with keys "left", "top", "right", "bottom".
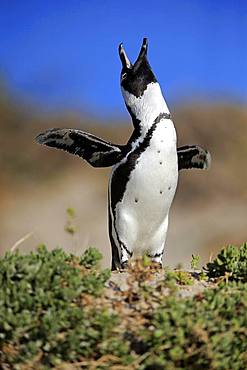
{"left": 119, "top": 38, "right": 157, "bottom": 99}
{"left": 119, "top": 38, "right": 168, "bottom": 124}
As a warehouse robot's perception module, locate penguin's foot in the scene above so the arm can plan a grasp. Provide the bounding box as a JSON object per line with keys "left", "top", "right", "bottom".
{"left": 119, "top": 261, "right": 129, "bottom": 271}
{"left": 111, "top": 259, "right": 129, "bottom": 272}
{"left": 147, "top": 251, "right": 163, "bottom": 267}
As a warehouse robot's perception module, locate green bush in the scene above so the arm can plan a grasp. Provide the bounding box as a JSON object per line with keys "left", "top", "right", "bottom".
{"left": 0, "top": 244, "right": 246, "bottom": 369}
{"left": 141, "top": 282, "right": 247, "bottom": 369}
{"left": 0, "top": 246, "right": 111, "bottom": 367}
{"left": 206, "top": 243, "right": 247, "bottom": 282}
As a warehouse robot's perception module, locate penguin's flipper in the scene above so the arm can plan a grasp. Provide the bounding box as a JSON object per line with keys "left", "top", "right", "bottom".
{"left": 36, "top": 128, "right": 123, "bottom": 167}
{"left": 177, "top": 145, "right": 211, "bottom": 170}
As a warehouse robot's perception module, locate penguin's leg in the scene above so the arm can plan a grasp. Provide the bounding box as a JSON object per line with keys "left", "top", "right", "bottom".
{"left": 36, "top": 128, "right": 124, "bottom": 167}
{"left": 108, "top": 195, "right": 136, "bottom": 270}
{"left": 113, "top": 211, "right": 135, "bottom": 269}
{"left": 146, "top": 215, "right": 169, "bottom": 267}
{"left": 118, "top": 242, "right": 133, "bottom": 269}
{"left": 108, "top": 200, "right": 132, "bottom": 270}
{"left": 111, "top": 225, "right": 133, "bottom": 270}
{"left": 109, "top": 236, "right": 131, "bottom": 270}
{"left": 177, "top": 145, "right": 211, "bottom": 171}
{"left": 112, "top": 233, "right": 133, "bottom": 270}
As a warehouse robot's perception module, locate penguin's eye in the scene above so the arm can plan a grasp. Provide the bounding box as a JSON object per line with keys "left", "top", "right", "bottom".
{"left": 121, "top": 72, "right": 127, "bottom": 80}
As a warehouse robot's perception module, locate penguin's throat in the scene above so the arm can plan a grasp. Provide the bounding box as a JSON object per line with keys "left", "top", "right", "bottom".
{"left": 122, "top": 82, "right": 170, "bottom": 133}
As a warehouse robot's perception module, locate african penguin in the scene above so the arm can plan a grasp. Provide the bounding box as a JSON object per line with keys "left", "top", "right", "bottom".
{"left": 36, "top": 38, "right": 211, "bottom": 270}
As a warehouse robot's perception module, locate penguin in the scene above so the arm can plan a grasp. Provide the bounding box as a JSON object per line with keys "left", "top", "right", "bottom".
{"left": 36, "top": 38, "right": 211, "bottom": 270}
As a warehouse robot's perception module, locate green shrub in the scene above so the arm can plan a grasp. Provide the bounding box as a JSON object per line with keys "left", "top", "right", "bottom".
{"left": 0, "top": 246, "right": 111, "bottom": 367}
{"left": 141, "top": 282, "right": 247, "bottom": 370}
{"left": 166, "top": 270, "right": 194, "bottom": 285}
{"left": 206, "top": 243, "right": 247, "bottom": 282}
{"left": 79, "top": 247, "right": 103, "bottom": 269}
{"left": 0, "top": 244, "right": 246, "bottom": 369}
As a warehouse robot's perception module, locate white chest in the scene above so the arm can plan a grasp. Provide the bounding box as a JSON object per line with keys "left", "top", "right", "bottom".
{"left": 111, "top": 119, "right": 178, "bottom": 254}
{"left": 123, "top": 120, "right": 177, "bottom": 215}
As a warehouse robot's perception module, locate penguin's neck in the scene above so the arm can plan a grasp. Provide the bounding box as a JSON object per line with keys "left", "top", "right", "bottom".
{"left": 123, "top": 82, "right": 170, "bottom": 137}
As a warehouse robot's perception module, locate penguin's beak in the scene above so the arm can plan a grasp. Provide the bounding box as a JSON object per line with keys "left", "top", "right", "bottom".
{"left": 119, "top": 43, "right": 132, "bottom": 70}
{"left": 133, "top": 38, "right": 148, "bottom": 71}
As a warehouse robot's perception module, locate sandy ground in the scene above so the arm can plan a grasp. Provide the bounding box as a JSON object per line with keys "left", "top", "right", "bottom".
{"left": 1, "top": 167, "right": 246, "bottom": 269}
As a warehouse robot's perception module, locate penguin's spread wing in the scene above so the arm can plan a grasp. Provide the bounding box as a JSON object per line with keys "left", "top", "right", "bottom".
{"left": 177, "top": 145, "right": 211, "bottom": 170}
{"left": 36, "top": 128, "right": 123, "bottom": 167}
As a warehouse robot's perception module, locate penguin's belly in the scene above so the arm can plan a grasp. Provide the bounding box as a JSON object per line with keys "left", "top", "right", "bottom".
{"left": 115, "top": 122, "right": 178, "bottom": 254}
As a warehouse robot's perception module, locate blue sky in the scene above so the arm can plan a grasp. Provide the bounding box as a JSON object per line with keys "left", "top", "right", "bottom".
{"left": 0, "top": 0, "right": 246, "bottom": 117}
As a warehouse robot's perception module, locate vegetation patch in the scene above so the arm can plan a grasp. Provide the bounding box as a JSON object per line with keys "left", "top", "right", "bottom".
{"left": 0, "top": 243, "right": 246, "bottom": 369}
{"left": 165, "top": 270, "right": 194, "bottom": 286}
{"left": 206, "top": 243, "right": 247, "bottom": 282}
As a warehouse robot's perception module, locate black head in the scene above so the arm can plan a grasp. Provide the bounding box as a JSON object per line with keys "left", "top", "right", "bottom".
{"left": 119, "top": 38, "right": 157, "bottom": 98}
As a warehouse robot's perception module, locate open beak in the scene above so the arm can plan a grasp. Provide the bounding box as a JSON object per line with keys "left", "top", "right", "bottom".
{"left": 119, "top": 38, "right": 148, "bottom": 71}
{"left": 133, "top": 38, "right": 148, "bottom": 71}
{"left": 119, "top": 43, "right": 132, "bottom": 70}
